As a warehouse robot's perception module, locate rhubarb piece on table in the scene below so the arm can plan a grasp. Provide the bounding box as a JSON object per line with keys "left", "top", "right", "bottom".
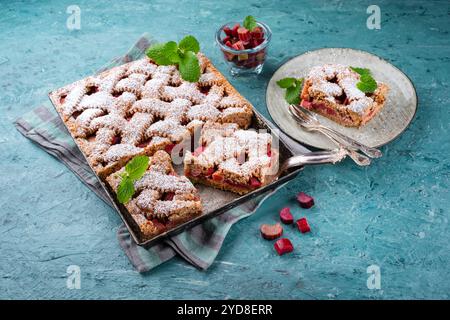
{"left": 296, "top": 217, "right": 311, "bottom": 233}
{"left": 279, "top": 207, "right": 294, "bottom": 224}
{"left": 260, "top": 223, "right": 283, "bottom": 240}
{"left": 296, "top": 192, "right": 315, "bottom": 209}
{"left": 274, "top": 238, "right": 294, "bottom": 255}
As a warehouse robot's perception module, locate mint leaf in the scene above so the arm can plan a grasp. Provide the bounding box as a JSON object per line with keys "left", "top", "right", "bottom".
{"left": 178, "top": 35, "right": 200, "bottom": 54}
{"left": 351, "top": 67, "right": 377, "bottom": 93}
{"left": 179, "top": 51, "right": 200, "bottom": 82}
{"left": 350, "top": 67, "right": 371, "bottom": 76}
{"left": 125, "top": 155, "right": 149, "bottom": 180}
{"left": 117, "top": 176, "right": 135, "bottom": 204}
{"left": 277, "top": 78, "right": 303, "bottom": 104}
{"left": 146, "top": 43, "right": 173, "bottom": 65}
{"left": 277, "top": 77, "right": 296, "bottom": 89}
{"left": 165, "top": 41, "right": 180, "bottom": 63}
{"left": 357, "top": 74, "right": 377, "bottom": 93}
{"left": 285, "top": 83, "right": 302, "bottom": 104}
{"left": 243, "top": 15, "right": 257, "bottom": 31}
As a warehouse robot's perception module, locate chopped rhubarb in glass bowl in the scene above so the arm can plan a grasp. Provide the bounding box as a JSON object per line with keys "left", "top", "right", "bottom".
{"left": 215, "top": 21, "right": 272, "bottom": 76}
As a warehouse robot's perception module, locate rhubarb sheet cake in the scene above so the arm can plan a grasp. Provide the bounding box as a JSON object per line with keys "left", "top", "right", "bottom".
{"left": 184, "top": 122, "right": 278, "bottom": 195}
{"left": 106, "top": 151, "right": 202, "bottom": 239}
{"left": 300, "top": 64, "right": 389, "bottom": 127}
{"left": 49, "top": 53, "right": 253, "bottom": 178}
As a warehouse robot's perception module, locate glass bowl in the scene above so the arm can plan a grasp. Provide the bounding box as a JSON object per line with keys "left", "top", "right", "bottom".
{"left": 215, "top": 21, "right": 272, "bottom": 76}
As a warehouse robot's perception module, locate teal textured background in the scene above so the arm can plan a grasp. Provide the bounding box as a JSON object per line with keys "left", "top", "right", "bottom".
{"left": 1, "top": 0, "right": 449, "bottom": 299}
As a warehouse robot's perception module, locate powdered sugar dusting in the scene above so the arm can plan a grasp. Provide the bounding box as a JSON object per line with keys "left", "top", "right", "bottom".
{"left": 306, "top": 64, "right": 378, "bottom": 115}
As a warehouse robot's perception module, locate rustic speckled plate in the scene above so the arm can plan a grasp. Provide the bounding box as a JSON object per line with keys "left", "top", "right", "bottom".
{"left": 266, "top": 48, "right": 417, "bottom": 150}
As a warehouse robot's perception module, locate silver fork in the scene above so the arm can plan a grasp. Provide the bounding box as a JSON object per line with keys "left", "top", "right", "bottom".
{"left": 290, "top": 104, "right": 382, "bottom": 158}
{"left": 289, "top": 105, "right": 371, "bottom": 166}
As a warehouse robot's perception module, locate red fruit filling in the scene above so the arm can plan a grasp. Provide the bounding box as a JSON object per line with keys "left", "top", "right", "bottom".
{"left": 279, "top": 207, "right": 294, "bottom": 224}
{"left": 86, "top": 85, "right": 99, "bottom": 96}
{"left": 296, "top": 218, "right": 311, "bottom": 233}
{"left": 212, "top": 171, "right": 223, "bottom": 182}
{"left": 296, "top": 192, "right": 314, "bottom": 209}
{"left": 274, "top": 238, "right": 294, "bottom": 255}
{"left": 137, "top": 139, "right": 151, "bottom": 148}
{"left": 300, "top": 99, "right": 312, "bottom": 108}
{"left": 111, "top": 135, "right": 121, "bottom": 145}
{"left": 72, "top": 110, "right": 82, "bottom": 120}
{"left": 199, "top": 85, "right": 211, "bottom": 95}
{"left": 164, "top": 143, "right": 176, "bottom": 154}
{"left": 260, "top": 223, "right": 283, "bottom": 240}
{"left": 59, "top": 94, "right": 67, "bottom": 104}
{"left": 205, "top": 167, "right": 215, "bottom": 176}
{"left": 163, "top": 192, "right": 175, "bottom": 201}
{"left": 249, "top": 177, "right": 262, "bottom": 188}
{"left": 301, "top": 100, "right": 337, "bottom": 116}
{"left": 267, "top": 143, "right": 272, "bottom": 157}
{"left": 150, "top": 219, "right": 166, "bottom": 230}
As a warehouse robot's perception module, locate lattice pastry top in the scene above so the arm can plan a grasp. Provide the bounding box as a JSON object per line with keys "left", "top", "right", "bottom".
{"left": 49, "top": 53, "right": 253, "bottom": 177}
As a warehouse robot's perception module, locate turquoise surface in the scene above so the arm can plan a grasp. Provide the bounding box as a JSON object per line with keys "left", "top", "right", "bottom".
{"left": 1, "top": 0, "right": 449, "bottom": 299}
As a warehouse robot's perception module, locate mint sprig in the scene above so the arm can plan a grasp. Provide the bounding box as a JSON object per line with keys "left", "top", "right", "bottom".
{"left": 277, "top": 77, "right": 304, "bottom": 105}
{"left": 243, "top": 15, "right": 258, "bottom": 31}
{"left": 116, "top": 155, "right": 149, "bottom": 204}
{"left": 146, "top": 35, "right": 201, "bottom": 82}
{"left": 350, "top": 67, "right": 378, "bottom": 93}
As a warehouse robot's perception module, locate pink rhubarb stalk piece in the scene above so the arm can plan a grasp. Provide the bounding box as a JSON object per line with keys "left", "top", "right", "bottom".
{"left": 274, "top": 238, "right": 294, "bottom": 255}
{"left": 296, "top": 192, "right": 314, "bottom": 209}
{"left": 296, "top": 218, "right": 311, "bottom": 233}
{"left": 279, "top": 207, "right": 294, "bottom": 224}
{"left": 260, "top": 223, "right": 283, "bottom": 240}
{"left": 237, "top": 27, "right": 251, "bottom": 42}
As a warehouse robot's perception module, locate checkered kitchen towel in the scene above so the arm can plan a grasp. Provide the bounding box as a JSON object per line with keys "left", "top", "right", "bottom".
{"left": 14, "top": 34, "right": 308, "bottom": 272}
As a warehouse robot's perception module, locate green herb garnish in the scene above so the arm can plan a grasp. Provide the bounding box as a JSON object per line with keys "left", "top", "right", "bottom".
{"left": 243, "top": 15, "right": 258, "bottom": 31}
{"left": 116, "top": 155, "right": 149, "bottom": 204}
{"left": 146, "top": 35, "right": 201, "bottom": 82}
{"left": 277, "top": 77, "right": 304, "bottom": 105}
{"left": 350, "top": 67, "right": 378, "bottom": 93}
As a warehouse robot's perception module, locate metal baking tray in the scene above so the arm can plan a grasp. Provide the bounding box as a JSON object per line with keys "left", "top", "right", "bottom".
{"left": 48, "top": 92, "right": 304, "bottom": 247}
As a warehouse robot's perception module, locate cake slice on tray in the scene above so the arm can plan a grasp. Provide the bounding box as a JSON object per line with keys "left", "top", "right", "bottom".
{"left": 300, "top": 64, "right": 389, "bottom": 127}
{"left": 184, "top": 122, "right": 279, "bottom": 195}
{"left": 107, "top": 150, "right": 202, "bottom": 240}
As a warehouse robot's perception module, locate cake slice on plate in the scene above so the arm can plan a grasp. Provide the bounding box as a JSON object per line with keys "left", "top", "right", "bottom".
{"left": 300, "top": 64, "right": 389, "bottom": 127}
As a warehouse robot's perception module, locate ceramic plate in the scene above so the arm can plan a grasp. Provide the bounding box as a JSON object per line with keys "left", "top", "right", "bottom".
{"left": 266, "top": 48, "right": 417, "bottom": 149}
